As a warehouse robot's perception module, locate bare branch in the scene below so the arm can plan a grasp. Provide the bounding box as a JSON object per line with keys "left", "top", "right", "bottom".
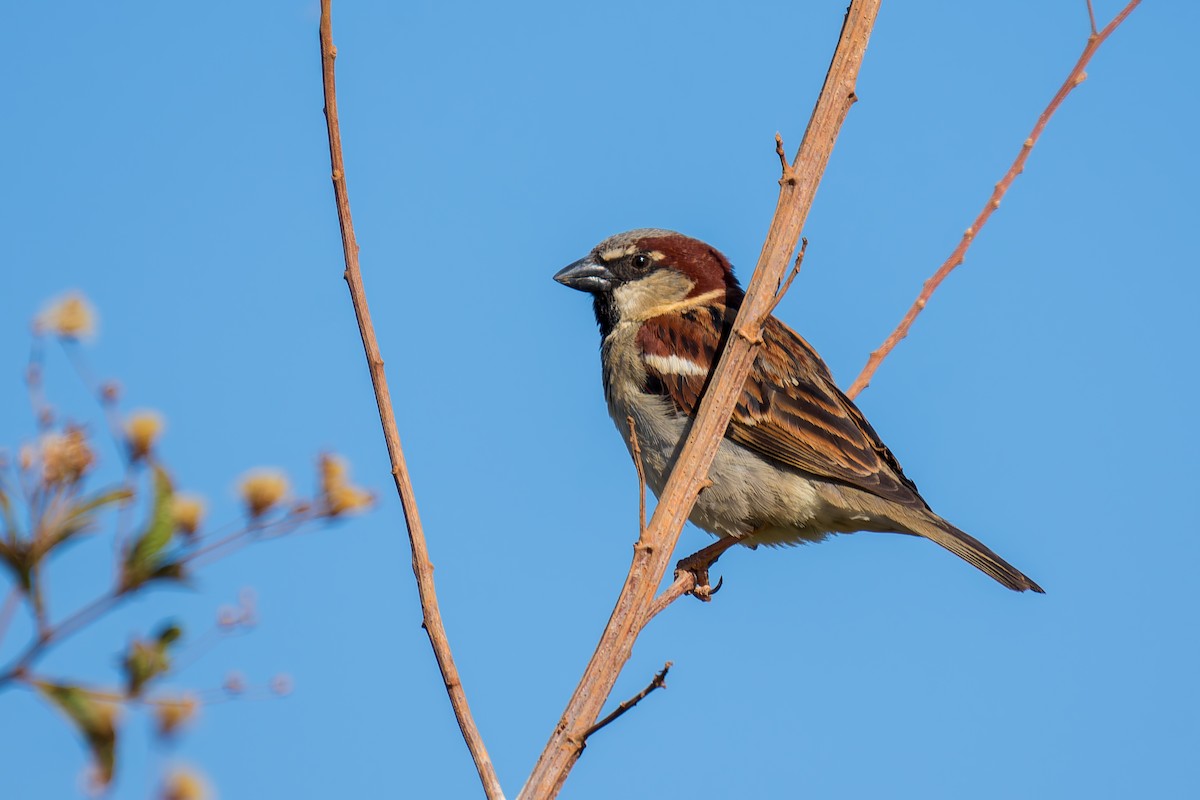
{"left": 845, "top": 0, "right": 1141, "bottom": 399}
{"left": 0, "top": 591, "right": 123, "bottom": 689}
{"left": 578, "top": 662, "right": 672, "bottom": 750}
{"left": 1086, "top": 0, "right": 1099, "bottom": 35}
{"left": 519, "top": 3, "right": 882, "bottom": 797}
{"left": 317, "top": 3, "right": 503, "bottom": 798}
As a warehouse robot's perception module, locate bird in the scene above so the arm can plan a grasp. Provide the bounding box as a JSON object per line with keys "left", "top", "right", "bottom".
{"left": 554, "top": 228, "right": 1043, "bottom": 593}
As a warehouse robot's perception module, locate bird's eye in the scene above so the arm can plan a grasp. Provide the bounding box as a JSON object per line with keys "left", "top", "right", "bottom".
{"left": 632, "top": 254, "right": 650, "bottom": 270}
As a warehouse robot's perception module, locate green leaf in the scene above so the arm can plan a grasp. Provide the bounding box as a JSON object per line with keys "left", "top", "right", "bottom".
{"left": 156, "top": 622, "right": 183, "bottom": 646}
{"left": 148, "top": 560, "right": 187, "bottom": 585}
{"left": 122, "top": 640, "right": 163, "bottom": 697}
{"left": 123, "top": 621, "right": 184, "bottom": 696}
{"left": 122, "top": 467, "right": 174, "bottom": 590}
{"left": 0, "top": 539, "right": 33, "bottom": 591}
{"left": 36, "top": 682, "right": 118, "bottom": 786}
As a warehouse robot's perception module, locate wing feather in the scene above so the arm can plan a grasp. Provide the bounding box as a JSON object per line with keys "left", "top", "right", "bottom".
{"left": 636, "top": 308, "right": 927, "bottom": 509}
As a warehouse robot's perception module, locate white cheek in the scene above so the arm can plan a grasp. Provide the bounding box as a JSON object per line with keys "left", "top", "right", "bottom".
{"left": 611, "top": 272, "right": 695, "bottom": 321}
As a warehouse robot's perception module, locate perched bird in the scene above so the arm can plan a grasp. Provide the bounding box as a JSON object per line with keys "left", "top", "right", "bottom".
{"left": 554, "top": 229, "right": 1043, "bottom": 593}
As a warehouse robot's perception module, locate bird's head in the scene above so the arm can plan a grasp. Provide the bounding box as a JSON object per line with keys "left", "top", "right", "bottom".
{"left": 554, "top": 229, "right": 742, "bottom": 334}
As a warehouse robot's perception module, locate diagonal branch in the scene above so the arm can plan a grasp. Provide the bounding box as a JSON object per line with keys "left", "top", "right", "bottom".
{"left": 518, "top": 3, "right": 882, "bottom": 797}
{"left": 845, "top": 0, "right": 1141, "bottom": 399}
{"left": 580, "top": 662, "right": 672, "bottom": 749}
{"left": 317, "top": 3, "right": 504, "bottom": 798}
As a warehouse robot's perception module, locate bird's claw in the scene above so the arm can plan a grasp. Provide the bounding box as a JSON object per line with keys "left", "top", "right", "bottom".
{"left": 674, "top": 559, "right": 724, "bottom": 603}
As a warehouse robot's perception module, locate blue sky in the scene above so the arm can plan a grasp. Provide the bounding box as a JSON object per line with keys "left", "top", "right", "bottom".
{"left": 3, "top": 1, "right": 1197, "bottom": 797}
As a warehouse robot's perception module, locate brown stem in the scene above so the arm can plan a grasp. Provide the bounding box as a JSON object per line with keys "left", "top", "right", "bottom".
{"left": 765, "top": 237, "right": 808, "bottom": 319}
{"left": 845, "top": 0, "right": 1141, "bottom": 399}
{"left": 519, "top": 3, "right": 881, "bottom": 797}
{"left": 579, "top": 662, "right": 672, "bottom": 750}
{"left": 317, "top": 3, "right": 503, "bottom": 798}
{"left": 0, "top": 591, "right": 123, "bottom": 689}
{"left": 181, "top": 512, "right": 312, "bottom": 570}
{"left": 644, "top": 573, "right": 695, "bottom": 626}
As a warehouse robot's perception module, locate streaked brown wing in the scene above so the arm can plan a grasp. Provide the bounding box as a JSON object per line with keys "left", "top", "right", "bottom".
{"left": 637, "top": 308, "right": 928, "bottom": 510}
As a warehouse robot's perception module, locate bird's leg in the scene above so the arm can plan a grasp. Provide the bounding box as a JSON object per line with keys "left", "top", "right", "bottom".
{"left": 674, "top": 536, "right": 741, "bottom": 602}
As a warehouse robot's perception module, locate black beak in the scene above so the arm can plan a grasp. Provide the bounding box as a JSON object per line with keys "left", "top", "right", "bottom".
{"left": 554, "top": 257, "right": 614, "bottom": 293}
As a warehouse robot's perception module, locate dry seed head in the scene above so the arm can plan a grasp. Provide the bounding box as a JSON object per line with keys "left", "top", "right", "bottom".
{"left": 239, "top": 470, "right": 289, "bottom": 518}
{"left": 155, "top": 694, "right": 200, "bottom": 737}
{"left": 319, "top": 453, "right": 373, "bottom": 516}
{"left": 125, "top": 410, "right": 165, "bottom": 462}
{"left": 161, "top": 767, "right": 211, "bottom": 800}
{"left": 171, "top": 494, "right": 205, "bottom": 537}
{"left": 41, "top": 427, "right": 95, "bottom": 484}
{"left": 327, "top": 484, "right": 374, "bottom": 516}
{"left": 37, "top": 292, "right": 97, "bottom": 339}
{"left": 319, "top": 453, "right": 347, "bottom": 487}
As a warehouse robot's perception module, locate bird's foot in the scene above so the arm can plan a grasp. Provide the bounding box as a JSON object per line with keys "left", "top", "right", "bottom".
{"left": 673, "top": 537, "right": 739, "bottom": 602}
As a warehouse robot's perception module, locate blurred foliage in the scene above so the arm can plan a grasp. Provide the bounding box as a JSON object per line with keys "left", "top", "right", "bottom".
{"left": 0, "top": 293, "right": 375, "bottom": 795}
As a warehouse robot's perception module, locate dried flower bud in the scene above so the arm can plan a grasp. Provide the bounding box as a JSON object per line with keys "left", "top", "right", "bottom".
{"left": 155, "top": 694, "right": 200, "bottom": 737}
{"left": 217, "top": 605, "right": 239, "bottom": 629}
{"left": 223, "top": 671, "right": 246, "bottom": 695}
{"left": 270, "top": 673, "right": 294, "bottom": 696}
{"left": 238, "top": 470, "right": 289, "bottom": 518}
{"left": 161, "top": 767, "right": 210, "bottom": 800}
{"left": 318, "top": 454, "right": 374, "bottom": 516}
{"left": 237, "top": 588, "right": 258, "bottom": 627}
{"left": 171, "top": 494, "right": 205, "bottom": 537}
{"left": 125, "top": 410, "right": 164, "bottom": 461}
{"left": 36, "top": 292, "right": 97, "bottom": 340}
{"left": 327, "top": 484, "right": 374, "bottom": 516}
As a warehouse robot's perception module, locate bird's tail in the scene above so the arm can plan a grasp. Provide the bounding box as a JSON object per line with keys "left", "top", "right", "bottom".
{"left": 908, "top": 514, "right": 1044, "bottom": 593}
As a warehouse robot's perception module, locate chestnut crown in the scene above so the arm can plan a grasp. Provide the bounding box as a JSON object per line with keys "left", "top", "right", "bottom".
{"left": 555, "top": 229, "right": 742, "bottom": 302}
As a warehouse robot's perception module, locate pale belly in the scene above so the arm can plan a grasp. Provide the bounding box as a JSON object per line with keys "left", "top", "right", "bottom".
{"left": 608, "top": 390, "right": 883, "bottom": 547}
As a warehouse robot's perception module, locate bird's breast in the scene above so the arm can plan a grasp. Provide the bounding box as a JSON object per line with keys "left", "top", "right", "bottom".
{"left": 601, "top": 324, "right": 830, "bottom": 543}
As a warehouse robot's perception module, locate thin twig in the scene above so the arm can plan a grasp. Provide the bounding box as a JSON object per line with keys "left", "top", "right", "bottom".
{"left": 578, "top": 662, "right": 672, "bottom": 750}
{"left": 1086, "top": 0, "right": 1099, "bottom": 35}
{"left": 60, "top": 342, "right": 131, "bottom": 467}
{"left": 182, "top": 513, "right": 308, "bottom": 570}
{"left": 845, "top": 0, "right": 1141, "bottom": 399}
{"left": 0, "top": 591, "right": 123, "bottom": 689}
{"left": 775, "top": 133, "right": 793, "bottom": 182}
{"left": 644, "top": 574, "right": 694, "bottom": 625}
{"left": 317, "top": 3, "right": 503, "bottom": 799}
{"left": 25, "top": 339, "right": 53, "bottom": 432}
{"left": 626, "top": 416, "right": 647, "bottom": 536}
{"left": 765, "top": 237, "right": 808, "bottom": 318}
{"left": 520, "top": 4, "right": 882, "bottom": 797}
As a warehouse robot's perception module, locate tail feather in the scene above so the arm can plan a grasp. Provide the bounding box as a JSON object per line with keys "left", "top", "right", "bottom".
{"left": 909, "top": 515, "right": 1044, "bottom": 593}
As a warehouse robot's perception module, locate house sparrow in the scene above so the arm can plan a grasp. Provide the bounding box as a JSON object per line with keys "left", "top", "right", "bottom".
{"left": 554, "top": 229, "right": 1043, "bottom": 593}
